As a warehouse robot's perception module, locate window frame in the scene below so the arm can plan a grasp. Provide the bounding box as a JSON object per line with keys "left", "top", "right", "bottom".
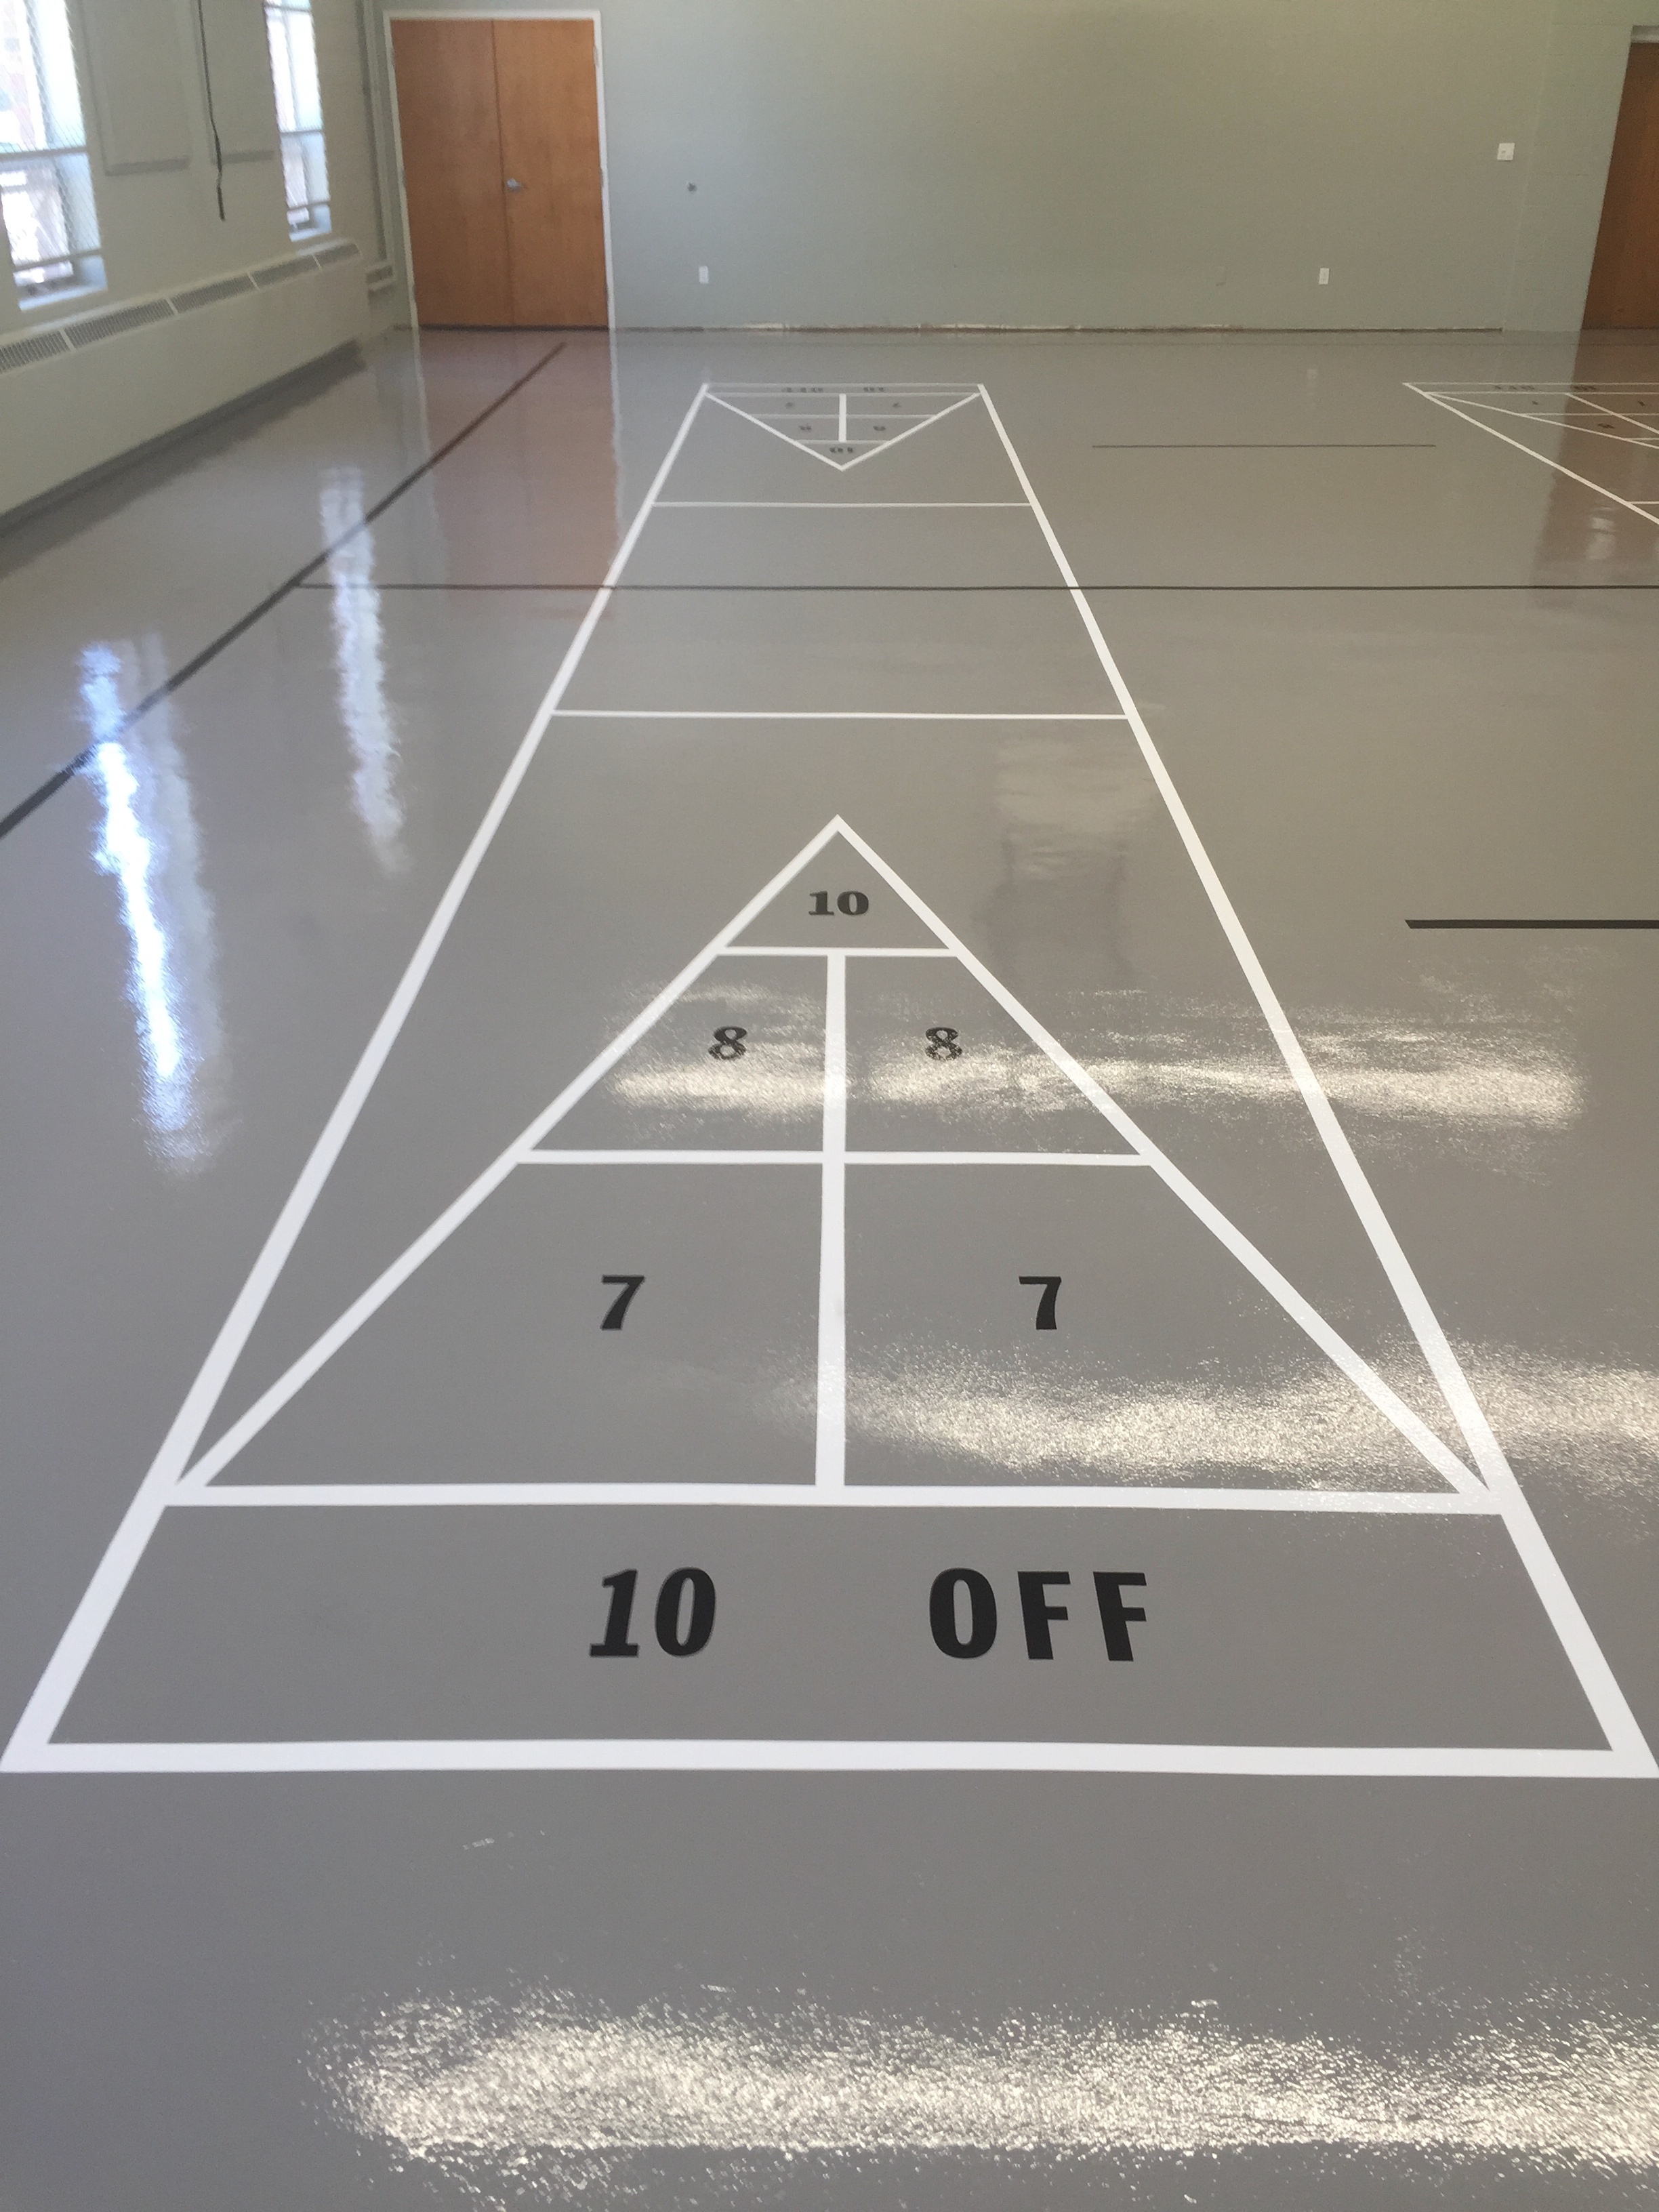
{"left": 0, "top": 0, "right": 104, "bottom": 306}
{"left": 264, "top": 0, "right": 330, "bottom": 241}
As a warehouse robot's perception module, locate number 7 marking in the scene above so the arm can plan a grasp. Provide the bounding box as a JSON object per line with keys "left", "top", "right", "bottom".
{"left": 600, "top": 1275, "right": 646, "bottom": 1330}
{"left": 1019, "top": 1275, "right": 1062, "bottom": 1330}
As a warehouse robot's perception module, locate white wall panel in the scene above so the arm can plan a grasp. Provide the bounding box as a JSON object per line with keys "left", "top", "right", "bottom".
{"left": 81, "top": 0, "right": 193, "bottom": 173}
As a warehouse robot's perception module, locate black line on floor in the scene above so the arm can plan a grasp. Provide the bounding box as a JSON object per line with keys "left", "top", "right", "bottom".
{"left": 1406, "top": 918, "right": 1659, "bottom": 930}
{"left": 0, "top": 340, "right": 568, "bottom": 846}
{"left": 1090, "top": 441, "right": 1437, "bottom": 449}
{"left": 293, "top": 579, "right": 1659, "bottom": 594}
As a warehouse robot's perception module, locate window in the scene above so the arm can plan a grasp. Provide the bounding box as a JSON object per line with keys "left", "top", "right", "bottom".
{"left": 266, "top": 0, "right": 328, "bottom": 237}
{"left": 0, "top": 0, "right": 102, "bottom": 301}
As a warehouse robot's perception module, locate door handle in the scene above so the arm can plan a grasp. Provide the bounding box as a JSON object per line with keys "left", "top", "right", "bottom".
{"left": 505, "top": 178, "right": 524, "bottom": 192}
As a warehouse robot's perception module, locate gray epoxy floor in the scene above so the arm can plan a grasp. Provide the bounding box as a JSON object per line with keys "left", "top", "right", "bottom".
{"left": 1, "top": 327, "right": 1657, "bottom": 2207}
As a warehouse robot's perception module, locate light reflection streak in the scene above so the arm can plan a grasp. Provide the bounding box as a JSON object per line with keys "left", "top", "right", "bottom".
{"left": 316, "top": 1987, "right": 1659, "bottom": 2180}
{"left": 602, "top": 980, "right": 825, "bottom": 1128}
{"left": 1088, "top": 1006, "right": 1582, "bottom": 1139}
{"left": 848, "top": 1349, "right": 1451, "bottom": 1486}
{"left": 82, "top": 643, "right": 226, "bottom": 1166}
{"left": 321, "top": 468, "right": 407, "bottom": 872}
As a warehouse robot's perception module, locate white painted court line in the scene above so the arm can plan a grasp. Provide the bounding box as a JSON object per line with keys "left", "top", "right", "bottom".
{"left": 834, "top": 393, "right": 981, "bottom": 472}
{"left": 523, "top": 1149, "right": 824, "bottom": 1165}
{"left": 704, "top": 390, "right": 844, "bottom": 470}
{"left": 655, "top": 501, "right": 1032, "bottom": 509}
{"left": 176, "top": 1483, "right": 1500, "bottom": 1512}
{"left": 848, "top": 1151, "right": 1143, "bottom": 1166}
{"left": 157, "top": 818, "right": 1474, "bottom": 1504}
{"left": 16, "top": 1740, "right": 1641, "bottom": 1778}
{"left": 1422, "top": 397, "right": 1659, "bottom": 450}
{"left": 518, "top": 1150, "right": 1145, "bottom": 1166}
{"left": 816, "top": 823, "right": 1479, "bottom": 1498}
{"left": 705, "top": 388, "right": 979, "bottom": 403}
{"left": 550, "top": 711, "right": 1130, "bottom": 721}
{"left": 723, "top": 944, "right": 956, "bottom": 957}
{"left": 1424, "top": 381, "right": 1659, "bottom": 391}
{"left": 815, "top": 951, "right": 848, "bottom": 1490}
{"left": 164, "top": 822, "right": 858, "bottom": 1503}
{"left": 987, "top": 384, "right": 1655, "bottom": 1776}
{"left": 704, "top": 389, "right": 982, "bottom": 473}
{"left": 1406, "top": 384, "right": 1659, "bottom": 530}
{"left": 0, "top": 382, "right": 723, "bottom": 1779}
{"left": 1424, "top": 388, "right": 1659, "bottom": 435}
{"left": 11, "top": 371, "right": 1653, "bottom": 1783}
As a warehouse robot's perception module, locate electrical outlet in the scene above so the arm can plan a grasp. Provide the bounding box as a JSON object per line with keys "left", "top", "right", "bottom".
{"left": 698, "top": 265, "right": 710, "bottom": 284}
{"left": 1318, "top": 267, "right": 1330, "bottom": 286}
{"left": 1496, "top": 141, "right": 1515, "bottom": 161}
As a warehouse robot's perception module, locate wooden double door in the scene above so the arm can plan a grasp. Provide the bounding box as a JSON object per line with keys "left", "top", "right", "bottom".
{"left": 1584, "top": 42, "right": 1659, "bottom": 329}
{"left": 392, "top": 16, "right": 607, "bottom": 328}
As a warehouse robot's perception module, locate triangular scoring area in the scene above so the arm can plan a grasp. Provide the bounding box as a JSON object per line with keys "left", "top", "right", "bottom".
{"left": 182, "top": 817, "right": 1479, "bottom": 1498}
{"left": 845, "top": 959, "right": 1135, "bottom": 1155}
{"left": 550, "top": 965, "right": 827, "bottom": 1152}
{"left": 845, "top": 1164, "right": 1470, "bottom": 1492}
{"left": 705, "top": 384, "right": 982, "bottom": 470}
{"left": 731, "top": 832, "right": 947, "bottom": 948}
{"left": 1420, "top": 387, "right": 1659, "bottom": 449}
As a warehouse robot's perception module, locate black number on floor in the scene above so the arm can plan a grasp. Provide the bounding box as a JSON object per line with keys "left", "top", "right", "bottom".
{"left": 1020, "top": 1275, "right": 1062, "bottom": 1330}
{"left": 600, "top": 1274, "right": 645, "bottom": 1330}
{"left": 656, "top": 1567, "right": 717, "bottom": 1655}
{"left": 590, "top": 1569, "right": 640, "bottom": 1656}
{"left": 710, "top": 1025, "right": 747, "bottom": 1060}
{"left": 926, "top": 1026, "right": 962, "bottom": 1059}
{"left": 808, "top": 891, "right": 870, "bottom": 916}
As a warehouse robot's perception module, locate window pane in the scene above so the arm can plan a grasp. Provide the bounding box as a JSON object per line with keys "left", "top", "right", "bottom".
{"left": 24, "top": 0, "right": 85, "bottom": 148}
{"left": 265, "top": 0, "right": 329, "bottom": 236}
{"left": 1, "top": 148, "right": 95, "bottom": 290}
{"left": 0, "top": 0, "right": 98, "bottom": 288}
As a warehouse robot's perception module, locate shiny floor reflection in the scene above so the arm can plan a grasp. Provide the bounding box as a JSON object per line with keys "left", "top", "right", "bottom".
{"left": 1, "top": 326, "right": 1655, "bottom": 2212}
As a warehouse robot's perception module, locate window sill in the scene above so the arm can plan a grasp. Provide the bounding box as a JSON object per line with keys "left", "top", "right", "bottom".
{"left": 19, "top": 278, "right": 108, "bottom": 320}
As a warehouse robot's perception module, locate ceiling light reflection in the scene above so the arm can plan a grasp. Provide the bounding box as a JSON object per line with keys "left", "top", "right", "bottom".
{"left": 82, "top": 642, "right": 226, "bottom": 1166}
{"left": 321, "top": 469, "right": 407, "bottom": 872}
{"left": 848, "top": 1346, "right": 1452, "bottom": 1485}
{"left": 315, "top": 1985, "right": 1659, "bottom": 2175}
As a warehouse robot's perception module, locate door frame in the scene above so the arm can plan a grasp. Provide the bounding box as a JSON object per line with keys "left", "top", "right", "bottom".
{"left": 383, "top": 9, "right": 616, "bottom": 332}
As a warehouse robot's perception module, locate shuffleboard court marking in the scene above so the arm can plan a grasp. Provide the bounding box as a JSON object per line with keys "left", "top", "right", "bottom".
{"left": 977, "top": 382, "right": 1654, "bottom": 1779}
{"left": 1407, "top": 381, "right": 1659, "bottom": 528}
{"left": 18, "top": 1740, "right": 1626, "bottom": 1778}
{"left": 705, "top": 386, "right": 981, "bottom": 470}
{"left": 1424, "top": 403, "right": 1659, "bottom": 451}
{"left": 518, "top": 1151, "right": 1146, "bottom": 1166}
{"left": 152, "top": 820, "right": 1477, "bottom": 1503}
{"left": 655, "top": 501, "right": 1033, "bottom": 509}
{"left": 5, "top": 376, "right": 1652, "bottom": 1780}
{"left": 550, "top": 711, "right": 1130, "bottom": 721}
{"left": 169, "top": 1485, "right": 1500, "bottom": 1513}
{"left": 0, "top": 377, "right": 713, "bottom": 1778}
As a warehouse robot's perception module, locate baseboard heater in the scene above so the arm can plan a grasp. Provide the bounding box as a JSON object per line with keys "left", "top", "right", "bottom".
{"left": 0, "top": 239, "right": 362, "bottom": 378}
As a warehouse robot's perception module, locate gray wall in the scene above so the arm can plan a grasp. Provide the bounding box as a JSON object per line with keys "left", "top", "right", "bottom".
{"left": 3, "top": 1, "right": 1656, "bottom": 520}
{"left": 373, "top": 0, "right": 1656, "bottom": 333}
